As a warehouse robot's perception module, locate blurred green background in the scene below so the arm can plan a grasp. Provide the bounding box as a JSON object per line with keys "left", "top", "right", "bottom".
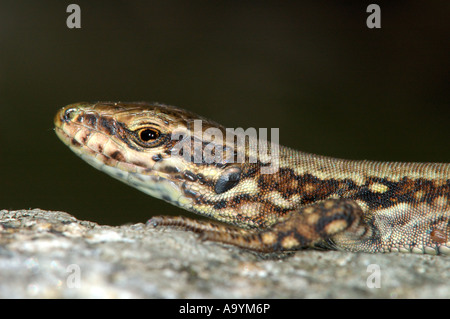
{"left": 1, "top": 1, "right": 449, "bottom": 225}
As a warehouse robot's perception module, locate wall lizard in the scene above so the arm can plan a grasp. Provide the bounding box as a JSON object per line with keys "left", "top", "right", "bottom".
{"left": 54, "top": 102, "right": 450, "bottom": 255}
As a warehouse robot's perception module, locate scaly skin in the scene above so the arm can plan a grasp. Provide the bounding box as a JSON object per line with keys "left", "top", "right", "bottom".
{"left": 54, "top": 102, "right": 450, "bottom": 255}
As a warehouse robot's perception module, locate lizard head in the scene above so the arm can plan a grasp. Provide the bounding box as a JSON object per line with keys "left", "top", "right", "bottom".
{"left": 54, "top": 102, "right": 269, "bottom": 226}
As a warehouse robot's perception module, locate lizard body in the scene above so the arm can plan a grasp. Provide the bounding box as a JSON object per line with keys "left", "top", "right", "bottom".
{"left": 54, "top": 102, "right": 450, "bottom": 255}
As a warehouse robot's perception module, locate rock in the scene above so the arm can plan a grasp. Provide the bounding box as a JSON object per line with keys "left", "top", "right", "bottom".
{"left": 0, "top": 209, "right": 449, "bottom": 298}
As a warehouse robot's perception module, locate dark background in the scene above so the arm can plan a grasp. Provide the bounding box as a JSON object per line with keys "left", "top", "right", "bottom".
{"left": 1, "top": 1, "right": 449, "bottom": 225}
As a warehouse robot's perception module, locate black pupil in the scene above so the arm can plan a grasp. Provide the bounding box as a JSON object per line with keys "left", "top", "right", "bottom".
{"left": 140, "top": 129, "right": 158, "bottom": 142}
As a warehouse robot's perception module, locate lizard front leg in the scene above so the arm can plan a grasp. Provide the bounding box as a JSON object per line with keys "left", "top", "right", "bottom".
{"left": 148, "top": 215, "right": 251, "bottom": 237}
{"left": 148, "top": 199, "right": 378, "bottom": 253}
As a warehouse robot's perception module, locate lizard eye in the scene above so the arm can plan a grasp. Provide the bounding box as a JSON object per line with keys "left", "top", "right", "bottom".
{"left": 132, "top": 127, "right": 164, "bottom": 148}
{"left": 139, "top": 128, "right": 159, "bottom": 142}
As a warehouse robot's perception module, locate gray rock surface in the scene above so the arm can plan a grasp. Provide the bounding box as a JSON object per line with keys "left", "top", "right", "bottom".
{"left": 0, "top": 209, "right": 449, "bottom": 298}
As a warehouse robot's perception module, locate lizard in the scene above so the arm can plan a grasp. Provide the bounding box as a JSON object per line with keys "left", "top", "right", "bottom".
{"left": 54, "top": 102, "right": 450, "bottom": 255}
